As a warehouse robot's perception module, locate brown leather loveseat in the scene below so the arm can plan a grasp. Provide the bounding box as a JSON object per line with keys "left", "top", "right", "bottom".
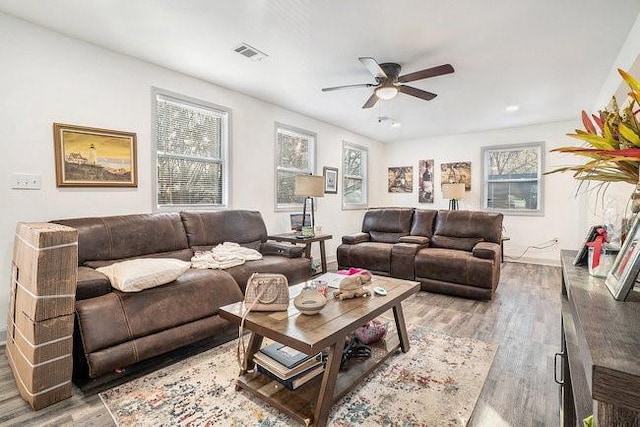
{"left": 337, "top": 208, "right": 503, "bottom": 300}
{"left": 53, "top": 210, "right": 310, "bottom": 379}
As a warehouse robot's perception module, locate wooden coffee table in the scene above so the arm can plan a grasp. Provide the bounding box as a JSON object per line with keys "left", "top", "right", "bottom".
{"left": 219, "top": 276, "right": 420, "bottom": 427}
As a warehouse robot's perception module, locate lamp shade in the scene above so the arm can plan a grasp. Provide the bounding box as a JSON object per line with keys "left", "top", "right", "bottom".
{"left": 375, "top": 86, "right": 399, "bottom": 100}
{"left": 294, "top": 175, "right": 324, "bottom": 198}
{"left": 441, "top": 183, "right": 465, "bottom": 200}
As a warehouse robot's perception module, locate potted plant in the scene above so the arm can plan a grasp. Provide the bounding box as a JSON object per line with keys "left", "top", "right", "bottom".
{"left": 547, "top": 69, "right": 640, "bottom": 188}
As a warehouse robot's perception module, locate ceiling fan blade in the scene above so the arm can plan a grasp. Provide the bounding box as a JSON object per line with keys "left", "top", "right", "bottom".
{"left": 362, "top": 93, "right": 379, "bottom": 109}
{"left": 358, "top": 57, "right": 387, "bottom": 79}
{"left": 398, "top": 85, "right": 437, "bottom": 101}
{"left": 321, "top": 83, "right": 375, "bottom": 92}
{"left": 398, "top": 64, "right": 454, "bottom": 83}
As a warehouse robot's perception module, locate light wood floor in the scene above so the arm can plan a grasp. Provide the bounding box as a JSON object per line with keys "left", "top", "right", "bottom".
{"left": 0, "top": 262, "right": 562, "bottom": 426}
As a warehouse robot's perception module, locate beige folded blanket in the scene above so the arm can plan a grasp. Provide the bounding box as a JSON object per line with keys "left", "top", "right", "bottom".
{"left": 191, "top": 242, "right": 263, "bottom": 270}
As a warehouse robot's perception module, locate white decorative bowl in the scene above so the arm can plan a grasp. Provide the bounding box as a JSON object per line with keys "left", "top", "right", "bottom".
{"left": 294, "top": 289, "right": 327, "bottom": 315}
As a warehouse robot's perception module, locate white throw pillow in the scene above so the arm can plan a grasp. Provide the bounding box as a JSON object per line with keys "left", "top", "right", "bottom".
{"left": 97, "top": 258, "right": 191, "bottom": 292}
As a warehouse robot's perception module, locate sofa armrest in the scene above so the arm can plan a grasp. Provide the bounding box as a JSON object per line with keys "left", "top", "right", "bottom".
{"left": 77, "top": 266, "right": 112, "bottom": 300}
{"left": 398, "top": 235, "right": 430, "bottom": 247}
{"left": 342, "top": 232, "right": 370, "bottom": 245}
{"left": 391, "top": 242, "right": 423, "bottom": 279}
{"left": 261, "top": 241, "right": 304, "bottom": 258}
{"left": 472, "top": 242, "right": 500, "bottom": 260}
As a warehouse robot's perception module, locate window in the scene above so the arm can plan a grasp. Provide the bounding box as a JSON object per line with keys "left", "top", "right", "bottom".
{"left": 153, "top": 88, "right": 229, "bottom": 209}
{"left": 482, "top": 142, "right": 544, "bottom": 215}
{"left": 274, "top": 123, "right": 316, "bottom": 210}
{"left": 342, "top": 142, "right": 368, "bottom": 209}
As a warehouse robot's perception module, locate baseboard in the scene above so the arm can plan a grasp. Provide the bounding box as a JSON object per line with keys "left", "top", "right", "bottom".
{"left": 506, "top": 257, "right": 561, "bottom": 267}
{"left": 0, "top": 328, "right": 6, "bottom": 347}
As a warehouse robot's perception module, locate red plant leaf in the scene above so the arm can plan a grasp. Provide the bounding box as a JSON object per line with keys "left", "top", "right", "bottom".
{"left": 582, "top": 110, "right": 597, "bottom": 134}
{"left": 592, "top": 114, "right": 603, "bottom": 131}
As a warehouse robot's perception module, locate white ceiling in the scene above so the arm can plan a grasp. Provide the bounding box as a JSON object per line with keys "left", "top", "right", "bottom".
{"left": 1, "top": 0, "right": 639, "bottom": 143}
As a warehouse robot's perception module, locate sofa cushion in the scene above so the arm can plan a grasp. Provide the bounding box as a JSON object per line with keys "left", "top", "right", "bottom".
{"left": 410, "top": 209, "right": 437, "bottom": 237}
{"left": 96, "top": 258, "right": 191, "bottom": 292}
{"left": 223, "top": 257, "right": 311, "bottom": 293}
{"left": 362, "top": 208, "right": 414, "bottom": 243}
{"left": 434, "top": 210, "right": 503, "bottom": 244}
{"left": 337, "top": 242, "right": 393, "bottom": 274}
{"left": 75, "top": 269, "right": 243, "bottom": 354}
{"left": 181, "top": 210, "right": 268, "bottom": 248}
{"left": 414, "top": 247, "right": 495, "bottom": 289}
{"left": 430, "top": 236, "right": 484, "bottom": 252}
{"left": 53, "top": 213, "right": 190, "bottom": 265}
{"left": 83, "top": 248, "right": 193, "bottom": 269}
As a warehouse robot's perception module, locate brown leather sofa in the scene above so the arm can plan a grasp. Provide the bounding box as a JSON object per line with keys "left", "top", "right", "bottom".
{"left": 53, "top": 210, "right": 310, "bottom": 379}
{"left": 337, "top": 208, "right": 503, "bottom": 300}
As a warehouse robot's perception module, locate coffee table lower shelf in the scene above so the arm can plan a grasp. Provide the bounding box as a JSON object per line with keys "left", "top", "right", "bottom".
{"left": 236, "top": 332, "right": 401, "bottom": 426}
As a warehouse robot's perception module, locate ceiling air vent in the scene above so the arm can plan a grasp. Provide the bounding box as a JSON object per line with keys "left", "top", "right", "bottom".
{"left": 233, "top": 43, "right": 268, "bottom": 62}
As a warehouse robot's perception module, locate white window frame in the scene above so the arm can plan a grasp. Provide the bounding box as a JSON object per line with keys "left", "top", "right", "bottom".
{"left": 342, "top": 141, "right": 368, "bottom": 210}
{"left": 152, "top": 87, "right": 231, "bottom": 211}
{"left": 481, "top": 141, "right": 544, "bottom": 216}
{"left": 274, "top": 122, "right": 317, "bottom": 211}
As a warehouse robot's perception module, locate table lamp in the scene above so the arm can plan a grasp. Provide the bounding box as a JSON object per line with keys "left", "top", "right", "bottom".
{"left": 441, "top": 183, "right": 465, "bottom": 210}
{"left": 294, "top": 175, "right": 324, "bottom": 232}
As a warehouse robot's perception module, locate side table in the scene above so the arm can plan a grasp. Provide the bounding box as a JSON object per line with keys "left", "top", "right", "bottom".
{"left": 501, "top": 236, "right": 510, "bottom": 263}
{"left": 268, "top": 233, "right": 332, "bottom": 275}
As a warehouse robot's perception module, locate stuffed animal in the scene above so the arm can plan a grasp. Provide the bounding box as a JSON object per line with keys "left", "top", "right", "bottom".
{"left": 333, "top": 271, "right": 372, "bottom": 300}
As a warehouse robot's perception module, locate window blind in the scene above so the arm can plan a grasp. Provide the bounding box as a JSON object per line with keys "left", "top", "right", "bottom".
{"left": 275, "top": 124, "right": 315, "bottom": 208}
{"left": 343, "top": 142, "right": 368, "bottom": 208}
{"left": 155, "top": 93, "right": 228, "bottom": 207}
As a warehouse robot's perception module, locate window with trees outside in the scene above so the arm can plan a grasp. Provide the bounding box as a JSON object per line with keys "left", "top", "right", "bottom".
{"left": 342, "top": 142, "right": 368, "bottom": 209}
{"left": 481, "top": 142, "right": 544, "bottom": 215}
{"left": 275, "top": 123, "right": 316, "bottom": 210}
{"left": 153, "top": 88, "right": 229, "bottom": 209}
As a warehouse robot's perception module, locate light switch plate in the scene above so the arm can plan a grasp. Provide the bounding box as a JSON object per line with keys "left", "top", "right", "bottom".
{"left": 12, "top": 173, "right": 42, "bottom": 190}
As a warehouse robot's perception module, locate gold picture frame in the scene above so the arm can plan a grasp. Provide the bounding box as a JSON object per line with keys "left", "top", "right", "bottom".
{"left": 53, "top": 123, "right": 137, "bottom": 187}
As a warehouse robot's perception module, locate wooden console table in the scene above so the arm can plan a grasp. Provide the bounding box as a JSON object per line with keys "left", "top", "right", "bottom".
{"left": 268, "top": 233, "right": 332, "bottom": 275}
{"left": 558, "top": 250, "right": 640, "bottom": 426}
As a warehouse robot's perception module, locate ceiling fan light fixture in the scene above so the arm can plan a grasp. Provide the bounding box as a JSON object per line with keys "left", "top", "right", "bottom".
{"left": 375, "top": 85, "right": 399, "bottom": 100}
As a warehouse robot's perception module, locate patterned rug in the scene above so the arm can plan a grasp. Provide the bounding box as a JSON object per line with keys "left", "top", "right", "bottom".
{"left": 100, "top": 326, "right": 496, "bottom": 426}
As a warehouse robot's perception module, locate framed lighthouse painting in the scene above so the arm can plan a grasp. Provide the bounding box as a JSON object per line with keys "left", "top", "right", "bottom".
{"left": 53, "top": 123, "right": 137, "bottom": 187}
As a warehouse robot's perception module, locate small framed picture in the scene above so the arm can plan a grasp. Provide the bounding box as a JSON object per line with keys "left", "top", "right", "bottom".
{"left": 53, "top": 122, "right": 137, "bottom": 187}
{"left": 605, "top": 215, "right": 640, "bottom": 300}
{"left": 323, "top": 167, "right": 338, "bottom": 194}
{"left": 573, "top": 225, "right": 604, "bottom": 266}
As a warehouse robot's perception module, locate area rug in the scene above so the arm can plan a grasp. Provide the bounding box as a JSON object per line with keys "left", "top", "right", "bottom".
{"left": 100, "top": 326, "right": 496, "bottom": 426}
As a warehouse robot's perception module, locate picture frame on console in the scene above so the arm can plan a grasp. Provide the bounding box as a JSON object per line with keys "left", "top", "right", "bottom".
{"left": 573, "top": 225, "right": 604, "bottom": 266}
{"left": 53, "top": 122, "right": 138, "bottom": 187}
{"left": 323, "top": 166, "right": 338, "bottom": 194}
{"left": 605, "top": 215, "right": 640, "bottom": 301}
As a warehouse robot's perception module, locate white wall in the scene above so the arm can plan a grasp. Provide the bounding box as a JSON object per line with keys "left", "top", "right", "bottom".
{"left": 0, "top": 14, "right": 385, "bottom": 335}
{"left": 379, "top": 121, "right": 587, "bottom": 265}
{"left": 585, "top": 12, "right": 640, "bottom": 231}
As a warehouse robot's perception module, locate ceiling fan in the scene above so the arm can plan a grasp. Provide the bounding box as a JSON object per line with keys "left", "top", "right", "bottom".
{"left": 322, "top": 57, "right": 454, "bottom": 109}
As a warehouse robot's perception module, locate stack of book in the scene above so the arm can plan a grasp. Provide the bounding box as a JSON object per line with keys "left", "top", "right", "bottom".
{"left": 253, "top": 343, "right": 324, "bottom": 390}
